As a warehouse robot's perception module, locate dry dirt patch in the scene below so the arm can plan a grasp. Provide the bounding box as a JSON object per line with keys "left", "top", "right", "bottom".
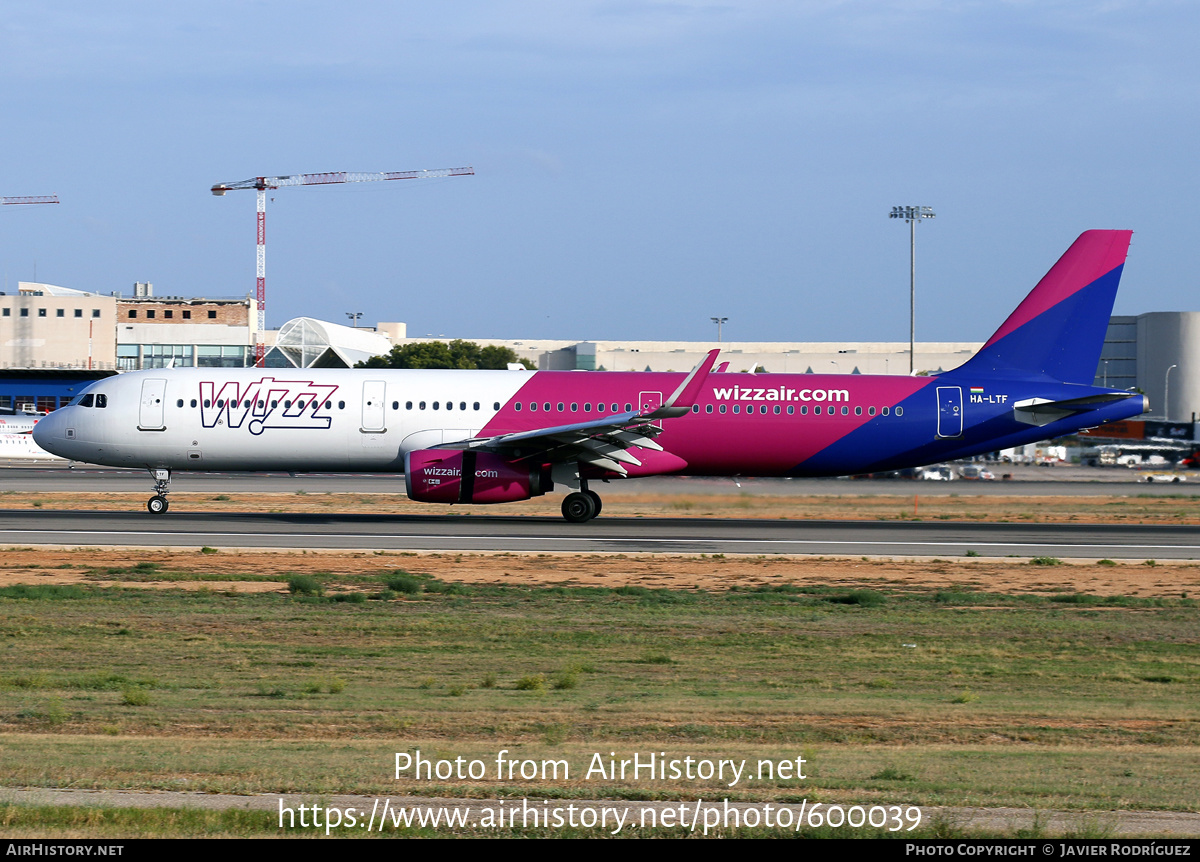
{"left": 0, "top": 547, "right": 1196, "bottom": 596}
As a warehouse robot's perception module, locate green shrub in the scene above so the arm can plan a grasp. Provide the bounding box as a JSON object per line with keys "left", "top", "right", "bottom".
{"left": 121, "top": 688, "right": 151, "bottom": 706}
{"left": 287, "top": 575, "right": 323, "bottom": 597}
{"left": 827, "top": 589, "right": 886, "bottom": 607}
{"left": 386, "top": 573, "right": 424, "bottom": 594}
{"left": 514, "top": 674, "right": 546, "bottom": 691}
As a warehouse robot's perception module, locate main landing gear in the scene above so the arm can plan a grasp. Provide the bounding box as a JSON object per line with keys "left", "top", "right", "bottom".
{"left": 147, "top": 468, "right": 171, "bottom": 515}
{"left": 561, "top": 480, "right": 603, "bottom": 523}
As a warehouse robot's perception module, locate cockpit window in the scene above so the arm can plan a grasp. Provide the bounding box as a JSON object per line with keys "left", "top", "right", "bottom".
{"left": 79, "top": 394, "right": 95, "bottom": 408}
{"left": 95, "top": 394, "right": 108, "bottom": 409}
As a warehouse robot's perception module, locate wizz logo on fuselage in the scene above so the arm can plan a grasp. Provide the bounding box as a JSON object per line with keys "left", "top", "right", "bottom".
{"left": 199, "top": 378, "right": 340, "bottom": 436}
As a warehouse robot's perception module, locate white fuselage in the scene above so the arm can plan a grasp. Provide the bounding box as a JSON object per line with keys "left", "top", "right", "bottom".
{"left": 33, "top": 368, "right": 534, "bottom": 472}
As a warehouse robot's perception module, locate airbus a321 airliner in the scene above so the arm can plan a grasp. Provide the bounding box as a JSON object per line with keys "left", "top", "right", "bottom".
{"left": 34, "top": 230, "right": 1147, "bottom": 522}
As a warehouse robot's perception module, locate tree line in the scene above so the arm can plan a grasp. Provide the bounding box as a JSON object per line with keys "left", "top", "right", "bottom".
{"left": 356, "top": 339, "right": 536, "bottom": 370}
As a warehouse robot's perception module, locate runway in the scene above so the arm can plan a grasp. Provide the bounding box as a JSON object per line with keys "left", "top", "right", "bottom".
{"left": 1, "top": 509, "right": 1198, "bottom": 559}
{"left": 1, "top": 464, "right": 1198, "bottom": 496}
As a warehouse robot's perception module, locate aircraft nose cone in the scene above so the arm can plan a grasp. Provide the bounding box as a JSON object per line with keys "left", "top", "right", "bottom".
{"left": 32, "top": 410, "right": 64, "bottom": 452}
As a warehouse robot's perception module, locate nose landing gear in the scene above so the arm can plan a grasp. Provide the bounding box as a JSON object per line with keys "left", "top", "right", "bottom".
{"left": 147, "top": 468, "right": 171, "bottom": 514}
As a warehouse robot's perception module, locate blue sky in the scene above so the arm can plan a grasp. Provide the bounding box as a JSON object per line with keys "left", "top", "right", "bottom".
{"left": 1, "top": 1, "right": 1196, "bottom": 343}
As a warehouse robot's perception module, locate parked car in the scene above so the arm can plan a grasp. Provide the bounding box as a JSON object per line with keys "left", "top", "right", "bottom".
{"left": 959, "top": 465, "right": 996, "bottom": 481}
{"left": 919, "top": 466, "right": 956, "bottom": 481}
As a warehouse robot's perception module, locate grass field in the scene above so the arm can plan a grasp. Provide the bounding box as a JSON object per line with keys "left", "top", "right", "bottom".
{"left": 0, "top": 548, "right": 1197, "bottom": 836}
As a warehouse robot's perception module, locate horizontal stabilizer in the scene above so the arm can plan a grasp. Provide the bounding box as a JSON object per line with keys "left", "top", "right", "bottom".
{"left": 1013, "top": 392, "right": 1143, "bottom": 427}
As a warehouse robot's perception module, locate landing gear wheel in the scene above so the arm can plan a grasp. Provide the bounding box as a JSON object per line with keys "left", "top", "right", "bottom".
{"left": 147, "top": 495, "right": 169, "bottom": 514}
{"left": 562, "top": 492, "right": 597, "bottom": 523}
{"left": 585, "top": 490, "right": 602, "bottom": 517}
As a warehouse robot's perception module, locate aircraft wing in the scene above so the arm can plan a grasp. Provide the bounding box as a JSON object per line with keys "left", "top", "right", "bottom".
{"left": 435, "top": 349, "right": 720, "bottom": 475}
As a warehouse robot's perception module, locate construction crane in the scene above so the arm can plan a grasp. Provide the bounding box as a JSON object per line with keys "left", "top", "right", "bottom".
{"left": 2, "top": 196, "right": 59, "bottom": 206}
{"left": 211, "top": 168, "right": 475, "bottom": 366}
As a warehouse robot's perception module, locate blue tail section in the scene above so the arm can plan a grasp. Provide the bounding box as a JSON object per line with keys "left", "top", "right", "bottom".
{"left": 956, "top": 230, "right": 1132, "bottom": 384}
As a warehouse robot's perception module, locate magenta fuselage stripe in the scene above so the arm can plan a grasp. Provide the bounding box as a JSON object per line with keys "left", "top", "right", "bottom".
{"left": 477, "top": 371, "right": 934, "bottom": 475}
{"left": 982, "top": 230, "right": 1131, "bottom": 350}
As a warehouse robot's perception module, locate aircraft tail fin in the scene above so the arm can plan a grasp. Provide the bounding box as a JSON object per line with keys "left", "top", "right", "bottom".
{"left": 957, "top": 230, "right": 1132, "bottom": 384}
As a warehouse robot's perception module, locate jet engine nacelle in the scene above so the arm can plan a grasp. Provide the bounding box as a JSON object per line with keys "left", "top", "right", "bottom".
{"left": 405, "top": 449, "right": 548, "bottom": 504}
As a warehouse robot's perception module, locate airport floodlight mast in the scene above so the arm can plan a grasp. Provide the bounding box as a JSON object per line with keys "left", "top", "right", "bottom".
{"left": 711, "top": 317, "right": 728, "bottom": 342}
{"left": 889, "top": 205, "right": 935, "bottom": 374}
{"left": 211, "top": 168, "right": 475, "bottom": 366}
